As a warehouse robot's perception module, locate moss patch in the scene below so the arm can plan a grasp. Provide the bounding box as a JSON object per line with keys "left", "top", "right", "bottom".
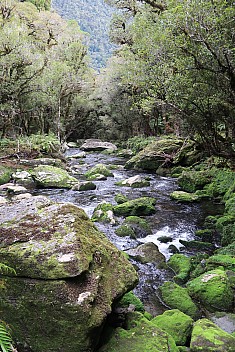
{"left": 113, "top": 197, "right": 156, "bottom": 216}
{"left": 168, "top": 254, "right": 192, "bottom": 284}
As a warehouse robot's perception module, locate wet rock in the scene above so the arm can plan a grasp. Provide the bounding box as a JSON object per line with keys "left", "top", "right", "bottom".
{"left": 85, "top": 163, "right": 114, "bottom": 179}
{"left": 170, "top": 191, "right": 200, "bottom": 202}
{"left": 98, "top": 311, "right": 179, "bottom": 352}
{"left": 115, "top": 224, "right": 135, "bottom": 238}
{"left": 186, "top": 269, "right": 234, "bottom": 312}
{"left": 67, "top": 151, "right": 86, "bottom": 159}
{"left": 157, "top": 236, "right": 173, "bottom": 243}
{"left": 125, "top": 242, "right": 165, "bottom": 265}
{"left": 113, "top": 197, "right": 156, "bottom": 217}
{"left": 19, "top": 158, "right": 63, "bottom": 167}
{"left": 12, "top": 170, "right": 34, "bottom": 187}
{"left": 125, "top": 137, "right": 183, "bottom": 171}
{"left": 0, "top": 196, "right": 138, "bottom": 352}
{"left": 6, "top": 185, "right": 28, "bottom": 194}
{"left": 115, "top": 291, "right": 145, "bottom": 313}
{"left": 0, "top": 165, "right": 12, "bottom": 185}
{"left": 72, "top": 181, "right": 96, "bottom": 191}
{"left": 152, "top": 309, "right": 194, "bottom": 346}
{"left": 168, "top": 254, "right": 192, "bottom": 284}
{"left": 31, "top": 165, "right": 78, "bottom": 188}
{"left": 116, "top": 175, "right": 150, "bottom": 188}
{"left": 0, "top": 195, "right": 7, "bottom": 204}
{"left": 12, "top": 193, "right": 33, "bottom": 201}
{"left": 114, "top": 193, "right": 128, "bottom": 204}
{"left": 208, "top": 312, "right": 235, "bottom": 334}
{"left": 168, "top": 244, "right": 180, "bottom": 254}
{"left": 190, "top": 318, "right": 235, "bottom": 351}
{"left": 80, "top": 139, "right": 117, "bottom": 152}
{"left": 123, "top": 216, "right": 152, "bottom": 238}
{"left": 92, "top": 202, "right": 116, "bottom": 225}
{"left": 87, "top": 173, "right": 107, "bottom": 181}
{"left": 67, "top": 142, "right": 78, "bottom": 148}
{"left": 159, "top": 282, "right": 199, "bottom": 319}
{"left": 179, "top": 239, "right": 215, "bottom": 253}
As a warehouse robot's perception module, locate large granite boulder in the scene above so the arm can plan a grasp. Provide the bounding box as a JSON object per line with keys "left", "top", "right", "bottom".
{"left": 125, "top": 138, "right": 183, "bottom": 171}
{"left": 0, "top": 196, "right": 138, "bottom": 352}
{"left": 80, "top": 139, "right": 117, "bottom": 152}
{"left": 31, "top": 165, "right": 78, "bottom": 188}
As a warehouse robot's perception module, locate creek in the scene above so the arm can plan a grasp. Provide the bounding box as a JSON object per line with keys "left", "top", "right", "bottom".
{"left": 33, "top": 148, "right": 221, "bottom": 315}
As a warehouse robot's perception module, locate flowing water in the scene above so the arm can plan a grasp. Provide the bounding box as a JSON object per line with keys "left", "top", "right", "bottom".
{"left": 33, "top": 148, "right": 221, "bottom": 315}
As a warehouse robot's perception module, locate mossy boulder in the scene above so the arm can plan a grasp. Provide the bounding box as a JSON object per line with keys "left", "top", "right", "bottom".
{"left": 98, "top": 311, "right": 179, "bottom": 352}
{"left": 72, "top": 181, "right": 96, "bottom": 191}
{"left": 159, "top": 282, "right": 199, "bottom": 319}
{"left": 168, "top": 254, "right": 192, "bottom": 284}
{"left": 204, "top": 169, "right": 235, "bottom": 198}
{"left": 116, "top": 175, "right": 150, "bottom": 188}
{"left": 115, "top": 224, "right": 135, "bottom": 238}
{"left": 115, "top": 291, "right": 145, "bottom": 313}
{"left": 85, "top": 163, "right": 114, "bottom": 179}
{"left": 31, "top": 165, "right": 78, "bottom": 188}
{"left": 152, "top": 309, "right": 194, "bottom": 346}
{"left": 123, "top": 216, "right": 152, "bottom": 238}
{"left": 186, "top": 269, "right": 234, "bottom": 312}
{"left": 0, "top": 196, "right": 138, "bottom": 352}
{"left": 190, "top": 318, "right": 235, "bottom": 351}
{"left": 216, "top": 241, "right": 235, "bottom": 256}
{"left": 92, "top": 202, "right": 116, "bottom": 224}
{"left": 125, "top": 137, "right": 184, "bottom": 171}
{"left": 114, "top": 193, "right": 128, "bottom": 204}
{"left": 113, "top": 197, "right": 156, "bottom": 216}
{"left": 125, "top": 242, "right": 165, "bottom": 265}
{"left": 179, "top": 239, "right": 215, "bottom": 253}
{"left": 0, "top": 165, "right": 12, "bottom": 185}
{"left": 206, "top": 254, "right": 235, "bottom": 272}
{"left": 178, "top": 171, "right": 211, "bottom": 193}
{"left": 170, "top": 191, "right": 200, "bottom": 202}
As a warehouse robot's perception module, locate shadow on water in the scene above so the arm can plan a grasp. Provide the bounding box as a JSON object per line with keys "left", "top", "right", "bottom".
{"left": 32, "top": 149, "right": 223, "bottom": 315}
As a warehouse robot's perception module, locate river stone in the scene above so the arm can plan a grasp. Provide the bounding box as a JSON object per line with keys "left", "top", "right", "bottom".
{"left": 125, "top": 242, "right": 165, "bottom": 265}
{"left": 170, "top": 191, "right": 200, "bottom": 202}
{"left": 116, "top": 175, "right": 150, "bottom": 188}
{"left": 72, "top": 181, "right": 96, "bottom": 191}
{"left": 152, "top": 309, "right": 194, "bottom": 346}
{"left": 80, "top": 139, "right": 117, "bottom": 152}
{"left": 190, "top": 318, "right": 235, "bottom": 351}
{"left": 19, "top": 158, "right": 63, "bottom": 167}
{"left": 92, "top": 202, "right": 116, "bottom": 225}
{"left": 123, "top": 216, "right": 152, "bottom": 238}
{"left": 168, "top": 254, "right": 192, "bottom": 284}
{"left": 85, "top": 163, "right": 114, "bottom": 179}
{"left": 125, "top": 138, "right": 183, "bottom": 171}
{"left": 67, "top": 151, "right": 86, "bottom": 159}
{"left": 186, "top": 269, "right": 234, "bottom": 312}
{"left": 98, "top": 311, "right": 179, "bottom": 352}
{"left": 31, "top": 165, "right": 78, "bottom": 188}
{"left": 113, "top": 197, "right": 156, "bottom": 216}
{"left": 0, "top": 196, "right": 138, "bottom": 352}
{"left": 159, "top": 282, "right": 199, "bottom": 319}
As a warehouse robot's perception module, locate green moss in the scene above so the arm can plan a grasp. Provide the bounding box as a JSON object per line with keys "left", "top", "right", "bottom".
{"left": 115, "top": 193, "right": 128, "bottom": 204}
{"left": 99, "top": 311, "right": 179, "bottom": 352}
{"left": 187, "top": 269, "right": 233, "bottom": 312}
{"left": 116, "top": 291, "right": 145, "bottom": 312}
{"left": 85, "top": 164, "right": 114, "bottom": 179}
{"left": 225, "top": 196, "right": 235, "bottom": 216}
{"left": 179, "top": 239, "right": 215, "bottom": 252}
{"left": 168, "top": 254, "right": 192, "bottom": 284}
{"left": 91, "top": 202, "right": 114, "bottom": 223}
{"left": 216, "top": 241, "right": 235, "bottom": 256}
{"left": 190, "top": 318, "right": 235, "bottom": 351}
{"left": 206, "top": 255, "right": 235, "bottom": 272}
{"left": 159, "top": 282, "right": 199, "bottom": 319}
{"left": 32, "top": 165, "right": 78, "bottom": 188}
{"left": 113, "top": 197, "right": 156, "bottom": 216}
{"left": 123, "top": 216, "right": 152, "bottom": 237}
{"left": 115, "top": 225, "right": 135, "bottom": 238}
{"left": 178, "top": 171, "right": 211, "bottom": 193}
{"left": 170, "top": 191, "right": 200, "bottom": 202}
{"left": 204, "top": 169, "right": 235, "bottom": 198}
{"left": 0, "top": 166, "right": 12, "bottom": 185}
{"left": 152, "top": 309, "right": 193, "bottom": 346}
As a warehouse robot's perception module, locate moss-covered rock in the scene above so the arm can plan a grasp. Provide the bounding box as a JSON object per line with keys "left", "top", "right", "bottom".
{"left": 125, "top": 137, "right": 184, "bottom": 171}
{"left": 204, "top": 169, "right": 235, "bottom": 198}
{"left": 186, "top": 269, "right": 233, "bottom": 312}
{"left": 116, "top": 175, "right": 150, "bottom": 188}
{"left": 114, "top": 193, "right": 128, "bottom": 204}
{"left": 115, "top": 291, "right": 145, "bottom": 313}
{"left": 206, "top": 255, "right": 235, "bottom": 272}
{"left": 123, "top": 216, "right": 152, "bottom": 237}
{"left": 92, "top": 202, "right": 116, "bottom": 224}
{"left": 179, "top": 239, "right": 215, "bottom": 253}
{"left": 72, "top": 181, "right": 96, "bottom": 191}
{"left": 0, "top": 196, "right": 138, "bottom": 352}
{"left": 190, "top": 318, "right": 235, "bottom": 351}
{"left": 178, "top": 171, "right": 211, "bottom": 193}
{"left": 159, "top": 282, "right": 199, "bottom": 319}
{"left": 168, "top": 254, "right": 192, "bottom": 284}
{"left": 98, "top": 311, "right": 179, "bottom": 352}
{"left": 170, "top": 191, "right": 200, "bottom": 202}
{"left": 115, "top": 224, "right": 135, "bottom": 238}
{"left": 31, "top": 165, "right": 78, "bottom": 188}
{"left": 0, "top": 165, "right": 12, "bottom": 185}
{"left": 216, "top": 241, "right": 235, "bottom": 256}
{"left": 152, "top": 309, "right": 194, "bottom": 346}
{"left": 85, "top": 163, "right": 114, "bottom": 179}
{"left": 113, "top": 197, "right": 156, "bottom": 216}
{"left": 125, "top": 242, "right": 165, "bottom": 265}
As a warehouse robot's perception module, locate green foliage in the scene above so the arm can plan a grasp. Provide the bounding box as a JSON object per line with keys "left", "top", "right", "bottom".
{"left": 0, "top": 264, "right": 16, "bottom": 276}
{"left": 0, "top": 322, "right": 13, "bottom": 352}
{"left": 20, "top": 133, "right": 60, "bottom": 154}
{"left": 126, "top": 136, "right": 156, "bottom": 154}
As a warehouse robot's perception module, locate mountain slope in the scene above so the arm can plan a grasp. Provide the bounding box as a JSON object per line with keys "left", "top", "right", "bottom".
{"left": 52, "top": 0, "right": 115, "bottom": 69}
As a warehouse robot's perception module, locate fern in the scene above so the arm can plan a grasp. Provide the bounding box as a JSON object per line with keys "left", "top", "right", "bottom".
{"left": 0, "top": 322, "right": 12, "bottom": 352}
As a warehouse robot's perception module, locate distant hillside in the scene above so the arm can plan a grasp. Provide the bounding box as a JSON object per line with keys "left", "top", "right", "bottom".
{"left": 51, "top": 0, "right": 115, "bottom": 69}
